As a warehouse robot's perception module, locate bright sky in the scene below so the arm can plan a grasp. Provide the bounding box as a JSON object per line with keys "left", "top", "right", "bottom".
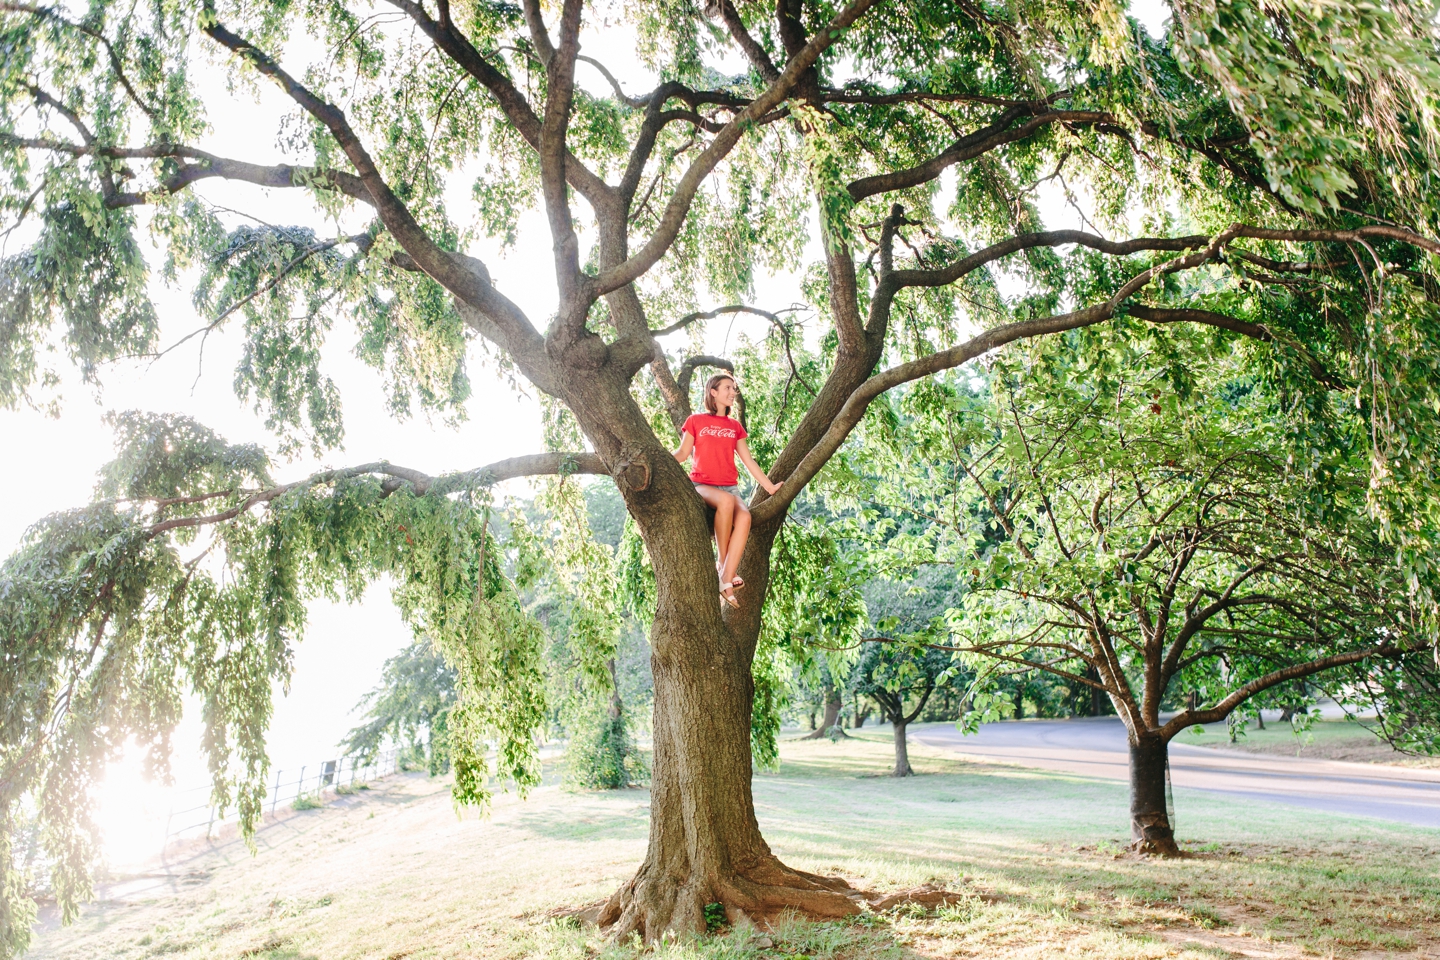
{"left": 3, "top": 0, "right": 1170, "bottom": 866}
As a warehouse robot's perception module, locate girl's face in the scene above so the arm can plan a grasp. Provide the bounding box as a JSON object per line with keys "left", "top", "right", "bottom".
{"left": 712, "top": 378, "right": 738, "bottom": 411}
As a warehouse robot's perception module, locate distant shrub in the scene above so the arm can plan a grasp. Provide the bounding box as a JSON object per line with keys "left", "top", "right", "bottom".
{"left": 292, "top": 793, "right": 322, "bottom": 811}
{"left": 565, "top": 704, "right": 648, "bottom": 789}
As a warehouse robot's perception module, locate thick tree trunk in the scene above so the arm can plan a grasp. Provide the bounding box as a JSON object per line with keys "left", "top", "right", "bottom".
{"left": 802, "top": 685, "right": 843, "bottom": 739}
{"left": 891, "top": 718, "right": 912, "bottom": 777}
{"left": 1128, "top": 735, "right": 1178, "bottom": 855}
{"left": 541, "top": 182, "right": 891, "bottom": 939}
{"left": 596, "top": 471, "right": 859, "bottom": 937}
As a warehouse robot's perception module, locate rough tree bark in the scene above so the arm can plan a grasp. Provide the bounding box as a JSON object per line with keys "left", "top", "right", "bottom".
{"left": 1127, "top": 734, "right": 1177, "bottom": 856}
{"left": 567, "top": 382, "right": 863, "bottom": 934}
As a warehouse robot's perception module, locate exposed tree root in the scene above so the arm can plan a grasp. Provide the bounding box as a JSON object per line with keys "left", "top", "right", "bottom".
{"left": 1129, "top": 834, "right": 1182, "bottom": 856}
{"left": 598, "top": 859, "right": 862, "bottom": 942}
{"left": 1129, "top": 813, "right": 1181, "bottom": 856}
{"left": 868, "top": 882, "right": 980, "bottom": 911}
{"left": 595, "top": 862, "right": 994, "bottom": 941}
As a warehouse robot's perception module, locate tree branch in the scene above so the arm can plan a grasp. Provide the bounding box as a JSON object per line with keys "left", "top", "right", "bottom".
{"left": 592, "top": 0, "right": 880, "bottom": 296}
{"left": 714, "top": 0, "right": 782, "bottom": 83}
{"left": 3, "top": 2, "right": 157, "bottom": 119}
{"left": 538, "top": 0, "right": 587, "bottom": 305}
{"left": 675, "top": 355, "right": 735, "bottom": 399}
{"left": 848, "top": 109, "right": 1111, "bottom": 201}
{"left": 144, "top": 454, "right": 606, "bottom": 538}
{"left": 1125, "top": 305, "right": 1268, "bottom": 341}
{"left": 887, "top": 229, "right": 1210, "bottom": 291}
{"left": 201, "top": 14, "right": 548, "bottom": 372}
{"left": 521, "top": 0, "right": 557, "bottom": 63}
{"left": 1156, "top": 645, "right": 1397, "bottom": 741}
{"left": 0, "top": 134, "right": 372, "bottom": 207}
{"left": 652, "top": 303, "right": 781, "bottom": 336}
{"left": 760, "top": 240, "right": 1238, "bottom": 523}
{"left": 577, "top": 55, "right": 646, "bottom": 108}
{"left": 384, "top": 0, "right": 612, "bottom": 208}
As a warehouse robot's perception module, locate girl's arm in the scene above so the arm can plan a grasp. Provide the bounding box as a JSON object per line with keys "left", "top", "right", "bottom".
{"left": 673, "top": 432, "right": 694, "bottom": 463}
{"left": 736, "top": 439, "right": 781, "bottom": 495}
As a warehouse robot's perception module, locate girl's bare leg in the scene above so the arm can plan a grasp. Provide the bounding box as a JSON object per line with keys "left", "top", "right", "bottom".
{"left": 694, "top": 485, "right": 736, "bottom": 571}
{"left": 719, "top": 498, "right": 751, "bottom": 589}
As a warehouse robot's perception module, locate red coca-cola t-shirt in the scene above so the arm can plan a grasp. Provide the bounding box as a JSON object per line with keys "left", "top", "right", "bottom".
{"left": 683, "top": 413, "right": 747, "bottom": 486}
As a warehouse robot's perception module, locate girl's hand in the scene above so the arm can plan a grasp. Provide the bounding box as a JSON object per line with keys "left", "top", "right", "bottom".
{"left": 763, "top": 479, "right": 782, "bottom": 496}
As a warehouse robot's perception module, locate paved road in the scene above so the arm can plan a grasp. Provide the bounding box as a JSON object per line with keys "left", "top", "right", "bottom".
{"left": 908, "top": 717, "right": 1440, "bottom": 829}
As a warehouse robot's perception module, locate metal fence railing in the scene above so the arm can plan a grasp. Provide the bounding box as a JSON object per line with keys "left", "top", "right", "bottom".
{"left": 161, "top": 749, "right": 401, "bottom": 846}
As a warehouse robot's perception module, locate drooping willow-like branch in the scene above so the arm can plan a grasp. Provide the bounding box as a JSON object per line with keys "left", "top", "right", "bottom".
{"left": 0, "top": 134, "right": 371, "bottom": 208}
{"left": 143, "top": 453, "right": 606, "bottom": 538}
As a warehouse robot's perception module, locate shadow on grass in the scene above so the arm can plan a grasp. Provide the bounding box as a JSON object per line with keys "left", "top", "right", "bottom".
{"left": 512, "top": 790, "right": 651, "bottom": 843}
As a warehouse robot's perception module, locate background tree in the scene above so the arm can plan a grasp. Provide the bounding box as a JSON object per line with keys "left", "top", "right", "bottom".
{"left": 6, "top": 0, "right": 1440, "bottom": 945}
{"left": 341, "top": 637, "right": 457, "bottom": 775}
{"left": 798, "top": 666, "right": 848, "bottom": 739}
{"left": 930, "top": 332, "right": 1440, "bottom": 854}
{"left": 849, "top": 641, "right": 954, "bottom": 776}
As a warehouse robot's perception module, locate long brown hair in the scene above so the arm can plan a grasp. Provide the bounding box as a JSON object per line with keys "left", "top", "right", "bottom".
{"left": 703, "top": 373, "right": 736, "bottom": 416}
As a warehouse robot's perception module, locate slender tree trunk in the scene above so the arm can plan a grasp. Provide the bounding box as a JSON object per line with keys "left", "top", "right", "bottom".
{"left": 607, "top": 658, "right": 624, "bottom": 720}
{"left": 891, "top": 718, "right": 912, "bottom": 777}
{"left": 1090, "top": 668, "right": 1109, "bottom": 716}
{"left": 1127, "top": 734, "right": 1178, "bottom": 855}
{"left": 802, "top": 684, "right": 843, "bottom": 739}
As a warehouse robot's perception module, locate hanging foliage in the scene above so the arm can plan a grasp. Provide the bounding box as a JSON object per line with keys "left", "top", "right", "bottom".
{"left": 0, "top": 412, "right": 554, "bottom": 951}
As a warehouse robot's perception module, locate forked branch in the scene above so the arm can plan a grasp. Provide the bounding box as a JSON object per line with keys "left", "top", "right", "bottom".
{"left": 593, "top": 0, "right": 880, "bottom": 295}
{"left": 201, "top": 12, "right": 546, "bottom": 363}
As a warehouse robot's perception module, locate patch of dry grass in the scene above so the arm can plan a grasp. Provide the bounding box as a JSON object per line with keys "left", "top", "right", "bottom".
{"left": 28, "top": 736, "right": 1440, "bottom": 960}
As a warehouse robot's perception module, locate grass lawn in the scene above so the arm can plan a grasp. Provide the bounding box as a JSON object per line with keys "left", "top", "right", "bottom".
{"left": 1182, "top": 718, "right": 1440, "bottom": 767}
{"left": 29, "top": 735, "right": 1440, "bottom": 960}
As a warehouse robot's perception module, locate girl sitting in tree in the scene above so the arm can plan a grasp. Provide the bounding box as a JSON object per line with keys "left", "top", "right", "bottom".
{"left": 673, "top": 373, "right": 781, "bottom": 607}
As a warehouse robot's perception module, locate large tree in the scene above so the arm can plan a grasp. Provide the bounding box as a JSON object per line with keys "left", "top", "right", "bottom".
{"left": 6, "top": 0, "right": 1440, "bottom": 947}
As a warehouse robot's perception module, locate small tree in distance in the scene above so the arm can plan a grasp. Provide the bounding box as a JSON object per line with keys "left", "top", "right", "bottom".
{"left": 341, "top": 638, "right": 457, "bottom": 775}
{"left": 850, "top": 641, "right": 954, "bottom": 777}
